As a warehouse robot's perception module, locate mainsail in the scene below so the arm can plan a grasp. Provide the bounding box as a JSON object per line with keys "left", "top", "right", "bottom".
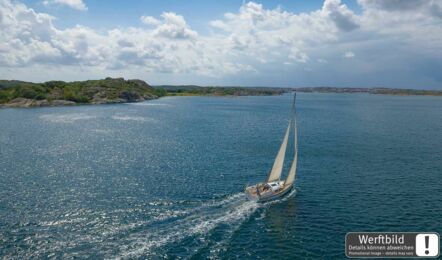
{"left": 285, "top": 94, "right": 298, "bottom": 187}
{"left": 266, "top": 120, "right": 291, "bottom": 183}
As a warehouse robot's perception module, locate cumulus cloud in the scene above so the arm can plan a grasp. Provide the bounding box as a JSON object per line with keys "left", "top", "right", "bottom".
{"left": 43, "top": 0, "right": 87, "bottom": 11}
{"left": 0, "top": 0, "right": 244, "bottom": 76}
{"left": 140, "top": 16, "right": 160, "bottom": 26}
{"left": 322, "top": 0, "right": 359, "bottom": 31}
{"left": 153, "top": 12, "right": 198, "bottom": 39}
{"left": 343, "top": 51, "right": 355, "bottom": 58}
{"left": 1, "top": 0, "right": 442, "bottom": 88}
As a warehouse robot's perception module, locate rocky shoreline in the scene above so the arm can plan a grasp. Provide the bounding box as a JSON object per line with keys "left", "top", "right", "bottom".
{"left": 2, "top": 98, "right": 76, "bottom": 108}
{"left": 1, "top": 96, "right": 158, "bottom": 108}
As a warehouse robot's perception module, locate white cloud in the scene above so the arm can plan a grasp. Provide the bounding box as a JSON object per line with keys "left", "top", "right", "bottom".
{"left": 0, "top": 0, "right": 442, "bottom": 88}
{"left": 43, "top": 0, "right": 87, "bottom": 11}
{"left": 153, "top": 12, "right": 198, "bottom": 39}
{"left": 0, "top": 0, "right": 244, "bottom": 76}
{"left": 289, "top": 48, "right": 309, "bottom": 63}
{"left": 322, "top": 0, "right": 359, "bottom": 31}
{"left": 140, "top": 16, "right": 160, "bottom": 26}
{"left": 343, "top": 51, "right": 355, "bottom": 58}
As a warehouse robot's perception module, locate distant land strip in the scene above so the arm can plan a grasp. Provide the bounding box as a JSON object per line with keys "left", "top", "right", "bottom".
{"left": 158, "top": 85, "right": 442, "bottom": 97}
{"left": 0, "top": 78, "right": 441, "bottom": 108}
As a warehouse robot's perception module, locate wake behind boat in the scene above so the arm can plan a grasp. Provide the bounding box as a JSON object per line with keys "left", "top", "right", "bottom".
{"left": 245, "top": 94, "right": 298, "bottom": 202}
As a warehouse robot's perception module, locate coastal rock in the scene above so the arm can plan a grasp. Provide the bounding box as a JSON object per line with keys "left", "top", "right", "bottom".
{"left": 91, "top": 98, "right": 127, "bottom": 104}
{"left": 3, "top": 98, "right": 77, "bottom": 107}
{"left": 4, "top": 98, "right": 35, "bottom": 107}
{"left": 143, "top": 93, "right": 157, "bottom": 100}
{"left": 50, "top": 100, "right": 76, "bottom": 106}
{"left": 119, "top": 90, "right": 144, "bottom": 102}
{"left": 35, "top": 100, "right": 50, "bottom": 106}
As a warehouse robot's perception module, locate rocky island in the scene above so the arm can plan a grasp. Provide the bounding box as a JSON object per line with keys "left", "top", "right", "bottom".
{"left": 0, "top": 78, "right": 290, "bottom": 108}
{"left": 0, "top": 77, "right": 167, "bottom": 108}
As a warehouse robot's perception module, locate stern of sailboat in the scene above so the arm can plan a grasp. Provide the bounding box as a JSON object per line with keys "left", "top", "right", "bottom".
{"left": 245, "top": 185, "right": 260, "bottom": 201}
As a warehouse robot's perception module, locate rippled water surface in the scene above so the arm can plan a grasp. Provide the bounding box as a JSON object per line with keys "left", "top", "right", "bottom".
{"left": 0, "top": 94, "right": 441, "bottom": 259}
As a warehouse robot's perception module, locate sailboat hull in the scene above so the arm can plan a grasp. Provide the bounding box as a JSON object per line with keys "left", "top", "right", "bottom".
{"left": 245, "top": 184, "right": 293, "bottom": 203}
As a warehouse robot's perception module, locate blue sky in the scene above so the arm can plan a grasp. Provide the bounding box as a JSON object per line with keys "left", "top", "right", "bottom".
{"left": 1, "top": 0, "right": 441, "bottom": 89}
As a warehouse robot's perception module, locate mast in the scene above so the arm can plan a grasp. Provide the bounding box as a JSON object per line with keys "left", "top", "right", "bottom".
{"left": 285, "top": 93, "right": 298, "bottom": 187}
{"left": 266, "top": 120, "right": 291, "bottom": 183}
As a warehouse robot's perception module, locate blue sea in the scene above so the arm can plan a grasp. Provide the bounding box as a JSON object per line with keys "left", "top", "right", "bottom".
{"left": 0, "top": 94, "right": 441, "bottom": 259}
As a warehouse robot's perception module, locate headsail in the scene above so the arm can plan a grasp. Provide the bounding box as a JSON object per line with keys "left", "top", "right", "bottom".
{"left": 285, "top": 94, "right": 298, "bottom": 187}
{"left": 266, "top": 121, "right": 291, "bottom": 183}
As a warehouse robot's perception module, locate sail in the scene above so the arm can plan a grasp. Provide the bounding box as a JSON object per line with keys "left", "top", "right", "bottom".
{"left": 284, "top": 119, "right": 297, "bottom": 186}
{"left": 266, "top": 121, "right": 291, "bottom": 183}
{"left": 285, "top": 94, "right": 298, "bottom": 187}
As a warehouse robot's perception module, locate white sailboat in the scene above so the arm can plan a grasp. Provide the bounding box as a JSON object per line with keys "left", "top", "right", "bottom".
{"left": 245, "top": 94, "right": 298, "bottom": 202}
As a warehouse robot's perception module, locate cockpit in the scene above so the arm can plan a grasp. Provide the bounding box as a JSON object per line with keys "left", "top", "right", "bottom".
{"left": 266, "top": 182, "right": 281, "bottom": 192}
